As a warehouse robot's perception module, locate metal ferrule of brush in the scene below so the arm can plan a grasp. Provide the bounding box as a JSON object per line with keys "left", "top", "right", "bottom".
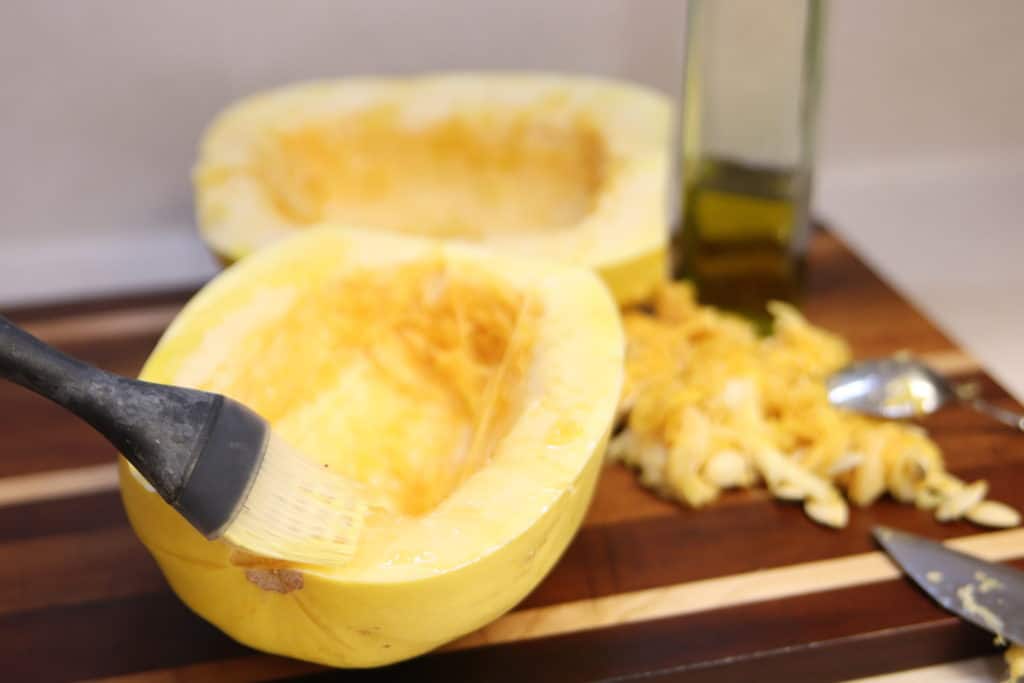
{"left": 173, "top": 396, "right": 270, "bottom": 538}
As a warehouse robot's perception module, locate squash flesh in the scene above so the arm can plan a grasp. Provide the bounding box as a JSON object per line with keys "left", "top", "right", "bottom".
{"left": 255, "top": 105, "right": 607, "bottom": 236}
{"left": 173, "top": 258, "right": 537, "bottom": 517}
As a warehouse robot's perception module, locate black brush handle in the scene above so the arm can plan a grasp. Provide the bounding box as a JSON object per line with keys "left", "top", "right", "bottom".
{"left": 0, "top": 315, "right": 222, "bottom": 504}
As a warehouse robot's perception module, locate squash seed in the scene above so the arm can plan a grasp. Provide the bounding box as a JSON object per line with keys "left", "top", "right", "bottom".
{"left": 805, "top": 497, "right": 849, "bottom": 529}
{"left": 965, "top": 500, "right": 1021, "bottom": 529}
{"left": 772, "top": 481, "right": 807, "bottom": 501}
{"left": 704, "top": 450, "right": 754, "bottom": 489}
{"left": 914, "top": 486, "right": 944, "bottom": 511}
{"left": 849, "top": 451, "right": 886, "bottom": 507}
{"left": 936, "top": 480, "right": 989, "bottom": 522}
{"left": 828, "top": 452, "right": 862, "bottom": 477}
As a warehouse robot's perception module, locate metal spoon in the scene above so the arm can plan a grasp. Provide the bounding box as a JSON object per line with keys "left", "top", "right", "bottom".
{"left": 827, "top": 358, "right": 1024, "bottom": 431}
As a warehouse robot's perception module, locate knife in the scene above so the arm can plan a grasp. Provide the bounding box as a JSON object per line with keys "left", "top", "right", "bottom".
{"left": 873, "top": 525, "right": 1024, "bottom": 645}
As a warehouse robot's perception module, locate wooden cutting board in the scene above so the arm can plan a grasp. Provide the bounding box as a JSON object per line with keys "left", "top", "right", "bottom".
{"left": 2, "top": 230, "right": 1022, "bottom": 683}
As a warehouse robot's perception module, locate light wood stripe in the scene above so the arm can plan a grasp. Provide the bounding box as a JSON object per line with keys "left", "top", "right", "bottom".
{"left": 921, "top": 349, "right": 982, "bottom": 377}
{"left": 445, "top": 528, "right": 1024, "bottom": 650}
{"left": 87, "top": 529, "right": 1024, "bottom": 683}
{"left": 0, "top": 463, "right": 119, "bottom": 508}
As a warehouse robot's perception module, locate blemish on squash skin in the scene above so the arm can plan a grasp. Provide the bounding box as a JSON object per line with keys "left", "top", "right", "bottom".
{"left": 245, "top": 567, "right": 305, "bottom": 594}
{"left": 231, "top": 548, "right": 304, "bottom": 593}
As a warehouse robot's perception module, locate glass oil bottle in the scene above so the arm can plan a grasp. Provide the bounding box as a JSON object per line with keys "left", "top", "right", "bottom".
{"left": 673, "top": 0, "right": 825, "bottom": 326}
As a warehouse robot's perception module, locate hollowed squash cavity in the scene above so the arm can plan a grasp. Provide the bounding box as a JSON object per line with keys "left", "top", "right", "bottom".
{"left": 194, "top": 73, "right": 672, "bottom": 304}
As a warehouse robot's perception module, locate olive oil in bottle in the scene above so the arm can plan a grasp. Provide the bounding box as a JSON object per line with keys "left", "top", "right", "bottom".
{"left": 673, "top": 0, "right": 824, "bottom": 326}
{"left": 675, "top": 157, "right": 810, "bottom": 322}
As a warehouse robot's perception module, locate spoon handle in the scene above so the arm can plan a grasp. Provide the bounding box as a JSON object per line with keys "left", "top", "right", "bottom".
{"left": 965, "top": 397, "right": 1024, "bottom": 432}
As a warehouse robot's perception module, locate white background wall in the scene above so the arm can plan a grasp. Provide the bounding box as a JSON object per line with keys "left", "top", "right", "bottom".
{"left": 2, "top": 0, "right": 1022, "bottom": 395}
{"left": 0, "top": 0, "right": 684, "bottom": 251}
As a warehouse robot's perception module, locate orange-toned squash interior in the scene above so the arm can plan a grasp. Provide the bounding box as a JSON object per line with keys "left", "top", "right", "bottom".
{"left": 252, "top": 106, "right": 608, "bottom": 238}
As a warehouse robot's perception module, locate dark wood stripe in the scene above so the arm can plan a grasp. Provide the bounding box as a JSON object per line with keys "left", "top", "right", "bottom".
{"left": 0, "top": 331, "right": 160, "bottom": 478}
{"left": 932, "top": 430, "right": 1024, "bottom": 476}
{"left": 0, "top": 414, "right": 117, "bottom": 478}
{"left": 0, "top": 591, "right": 250, "bottom": 683}
{"left": 3, "top": 285, "right": 199, "bottom": 324}
{"left": 921, "top": 398, "right": 1024, "bottom": 436}
{"left": 0, "top": 527, "right": 165, "bottom": 616}
{"left": 524, "top": 471, "right": 1020, "bottom": 610}
{"left": 55, "top": 333, "right": 164, "bottom": 376}
{"left": 800, "top": 234, "right": 958, "bottom": 356}
{"left": 0, "top": 491, "right": 126, "bottom": 543}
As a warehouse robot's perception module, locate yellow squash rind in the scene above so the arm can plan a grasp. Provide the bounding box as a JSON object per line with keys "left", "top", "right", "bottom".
{"left": 119, "top": 226, "right": 623, "bottom": 667}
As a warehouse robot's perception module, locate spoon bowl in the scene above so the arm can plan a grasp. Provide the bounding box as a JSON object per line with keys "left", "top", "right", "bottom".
{"left": 827, "top": 358, "right": 1024, "bottom": 431}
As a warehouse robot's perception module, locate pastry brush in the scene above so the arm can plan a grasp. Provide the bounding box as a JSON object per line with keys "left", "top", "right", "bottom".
{"left": 0, "top": 315, "right": 365, "bottom": 565}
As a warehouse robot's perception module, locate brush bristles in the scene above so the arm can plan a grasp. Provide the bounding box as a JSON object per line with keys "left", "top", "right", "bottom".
{"left": 223, "top": 433, "right": 366, "bottom": 565}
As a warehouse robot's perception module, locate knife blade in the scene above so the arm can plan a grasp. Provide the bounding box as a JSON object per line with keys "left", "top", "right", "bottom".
{"left": 873, "top": 525, "right": 1024, "bottom": 645}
